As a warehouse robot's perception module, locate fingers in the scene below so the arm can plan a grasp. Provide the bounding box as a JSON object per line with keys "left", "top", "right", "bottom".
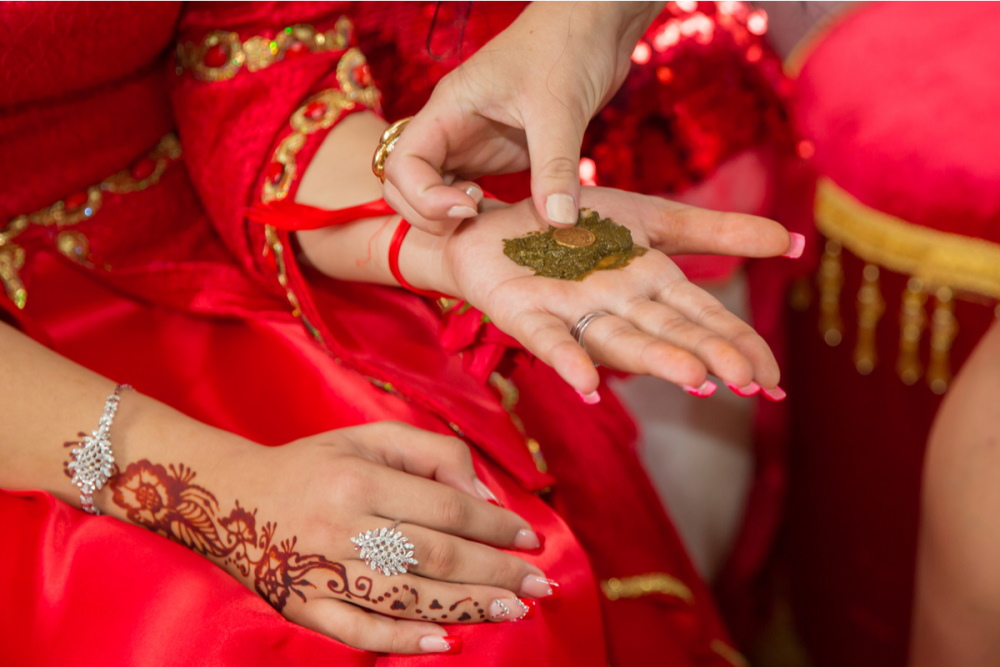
{"left": 290, "top": 597, "right": 460, "bottom": 655}
{"left": 524, "top": 117, "right": 584, "bottom": 227}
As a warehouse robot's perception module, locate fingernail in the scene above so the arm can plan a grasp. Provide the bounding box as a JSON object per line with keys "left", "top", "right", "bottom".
{"left": 419, "top": 635, "right": 462, "bottom": 654}
{"left": 473, "top": 477, "right": 503, "bottom": 507}
{"left": 575, "top": 389, "right": 601, "bottom": 405}
{"left": 682, "top": 380, "right": 717, "bottom": 398}
{"left": 762, "top": 385, "right": 787, "bottom": 402}
{"left": 782, "top": 233, "right": 805, "bottom": 259}
{"left": 490, "top": 597, "right": 536, "bottom": 621}
{"left": 463, "top": 184, "right": 484, "bottom": 205}
{"left": 545, "top": 193, "right": 577, "bottom": 225}
{"left": 447, "top": 205, "right": 478, "bottom": 219}
{"left": 520, "top": 574, "right": 559, "bottom": 598}
{"left": 514, "top": 528, "right": 542, "bottom": 551}
{"left": 726, "top": 381, "right": 760, "bottom": 397}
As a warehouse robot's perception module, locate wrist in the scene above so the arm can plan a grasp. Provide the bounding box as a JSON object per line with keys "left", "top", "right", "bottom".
{"left": 395, "top": 217, "right": 461, "bottom": 298}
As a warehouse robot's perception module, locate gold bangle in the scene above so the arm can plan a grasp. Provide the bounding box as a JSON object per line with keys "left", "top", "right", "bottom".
{"left": 371, "top": 117, "right": 413, "bottom": 183}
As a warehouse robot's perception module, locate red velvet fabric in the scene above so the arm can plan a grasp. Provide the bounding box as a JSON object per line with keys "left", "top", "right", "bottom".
{"left": 0, "top": 3, "right": 740, "bottom": 665}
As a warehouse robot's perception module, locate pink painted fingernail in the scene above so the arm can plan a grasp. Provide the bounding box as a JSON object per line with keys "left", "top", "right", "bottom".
{"left": 782, "top": 233, "right": 805, "bottom": 259}
{"left": 463, "top": 184, "right": 484, "bottom": 205}
{"left": 761, "top": 385, "right": 787, "bottom": 402}
{"left": 520, "top": 574, "right": 559, "bottom": 598}
{"left": 447, "top": 205, "right": 478, "bottom": 219}
{"left": 576, "top": 389, "right": 601, "bottom": 405}
{"left": 514, "top": 528, "right": 542, "bottom": 551}
{"left": 490, "top": 597, "right": 536, "bottom": 621}
{"left": 726, "top": 381, "right": 761, "bottom": 397}
{"left": 419, "top": 635, "right": 462, "bottom": 654}
{"left": 545, "top": 193, "right": 577, "bottom": 225}
{"left": 473, "top": 478, "right": 503, "bottom": 506}
{"left": 682, "top": 381, "right": 717, "bottom": 398}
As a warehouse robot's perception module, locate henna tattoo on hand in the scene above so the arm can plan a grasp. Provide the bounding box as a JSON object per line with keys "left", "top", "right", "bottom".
{"left": 108, "top": 459, "right": 372, "bottom": 612}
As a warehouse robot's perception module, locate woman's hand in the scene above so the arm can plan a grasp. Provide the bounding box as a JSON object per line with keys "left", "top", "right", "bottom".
{"left": 382, "top": 2, "right": 663, "bottom": 234}
{"left": 101, "top": 421, "right": 552, "bottom": 655}
{"left": 426, "top": 189, "right": 796, "bottom": 397}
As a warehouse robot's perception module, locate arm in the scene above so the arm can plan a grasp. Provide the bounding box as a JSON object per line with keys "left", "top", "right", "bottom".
{"left": 296, "top": 111, "right": 795, "bottom": 397}
{"left": 0, "top": 321, "right": 550, "bottom": 654}
{"left": 381, "top": 1, "right": 666, "bottom": 233}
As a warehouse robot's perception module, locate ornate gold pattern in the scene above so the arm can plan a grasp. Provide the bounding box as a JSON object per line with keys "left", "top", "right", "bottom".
{"left": 897, "top": 277, "right": 928, "bottom": 385}
{"left": 928, "top": 287, "right": 957, "bottom": 394}
{"left": 853, "top": 263, "right": 885, "bottom": 375}
{"left": 262, "top": 225, "right": 323, "bottom": 345}
{"left": 818, "top": 239, "right": 844, "bottom": 347}
{"left": 177, "top": 19, "right": 354, "bottom": 82}
{"left": 601, "top": 573, "right": 693, "bottom": 603}
{"left": 0, "top": 135, "right": 181, "bottom": 309}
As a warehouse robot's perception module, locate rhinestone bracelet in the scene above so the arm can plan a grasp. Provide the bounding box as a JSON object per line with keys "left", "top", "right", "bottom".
{"left": 67, "top": 384, "right": 133, "bottom": 515}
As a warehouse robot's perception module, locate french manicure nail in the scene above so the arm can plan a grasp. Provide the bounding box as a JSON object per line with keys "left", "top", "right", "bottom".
{"left": 726, "top": 381, "right": 761, "bottom": 397}
{"left": 419, "top": 635, "right": 462, "bottom": 654}
{"left": 682, "top": 380, "right": 717, "bottom": 398}
{"left": 473, "top": 477, "right": 503, "bottom": 507}
{"left": 463, "top": 184, "right": 484, "bottom": 205}
{"left": 514, "top": 528, "right": 542, "bottom": 551}
{"left": 447, "top": 205, "right": 478, "bottom": 219}
{"left": 545, "top": 193, "right": 577, "bottom": 225}
{"left": 761, "top": 385, "right": 787, "bottom": 402}
{"left": 575, "top": 389, "right": 601, "bottom": 405}
{"left": 520, "top": 574, "right": 559, "bottom": 598}
{"left": 490, "top": 597, "right": 536, "bottom": 621}
{"left": 782, "top": 233, "right": 806, "bottom": 259}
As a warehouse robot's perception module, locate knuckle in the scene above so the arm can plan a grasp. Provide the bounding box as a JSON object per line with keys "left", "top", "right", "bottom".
{"left": 327, "top": 460, "right": 374, "bottom": 506}
{"left": 421, "top": 540, "right": 460, "bottom": 578}
{"left": 436, "top": 493, "right": 471, "bottom": 530}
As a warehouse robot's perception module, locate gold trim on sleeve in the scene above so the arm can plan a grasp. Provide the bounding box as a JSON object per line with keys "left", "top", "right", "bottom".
{"left": 600, "top": 573, "right": 693, "bottom": 603}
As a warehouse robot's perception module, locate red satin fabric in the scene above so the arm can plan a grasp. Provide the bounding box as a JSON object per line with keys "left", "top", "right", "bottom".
{"left": 0, "top": 3, "right": 739, "bottom": 665}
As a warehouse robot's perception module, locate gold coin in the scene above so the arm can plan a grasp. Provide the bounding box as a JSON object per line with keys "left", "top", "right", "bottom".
{"left": 553, "top": 227, "right": 596, "bottom": 248}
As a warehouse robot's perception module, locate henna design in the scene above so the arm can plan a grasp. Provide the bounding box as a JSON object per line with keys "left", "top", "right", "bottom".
{"left": 109, "top": 460, "right": 371, "bottom": 612}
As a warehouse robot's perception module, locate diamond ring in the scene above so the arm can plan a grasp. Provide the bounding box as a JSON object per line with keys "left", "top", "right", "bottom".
{"left": 351, "top": 522, "right": 418, "bottom": 576}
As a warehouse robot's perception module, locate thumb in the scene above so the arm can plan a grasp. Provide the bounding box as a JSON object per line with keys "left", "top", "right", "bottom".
{"left": 525, "top": 119, "right": 584, "bottom": 227}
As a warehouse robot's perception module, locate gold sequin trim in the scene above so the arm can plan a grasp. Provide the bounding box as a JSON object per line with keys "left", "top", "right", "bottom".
{"left": 488, "top": 372, "right": 549, "bottom": 475}
{"left": 0, "top": 135, "right": 181, "bottom": 309}
{"left": 177, "top": 18, "right": 354, "bottom": 82}
{"left": 600, "top": 573, "right": 693, "bottom": 603}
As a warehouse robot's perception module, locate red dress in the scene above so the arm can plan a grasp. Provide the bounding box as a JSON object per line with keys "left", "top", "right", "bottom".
{"left": 0, "top": 3, "right": 743, "bottom": 665}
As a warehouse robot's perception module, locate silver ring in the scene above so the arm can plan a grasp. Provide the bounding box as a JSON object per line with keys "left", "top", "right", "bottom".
{"left": 570, "top": 311, "right": 610, "bottom": 351}
{"left": 351, "top": 521, "right": 418, "bottom": 576}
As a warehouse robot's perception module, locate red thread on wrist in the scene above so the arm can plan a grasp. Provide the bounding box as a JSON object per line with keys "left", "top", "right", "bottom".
{"left": 389, "top": 219, "right": 452, "bottom": 299}
{"left": 246, "top": 198, "right": 395, "bottom": 231}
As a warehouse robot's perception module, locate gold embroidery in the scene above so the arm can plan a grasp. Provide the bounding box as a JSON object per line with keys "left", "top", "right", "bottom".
{"left": 816, "top": 178, "right": 1000, "bottom": 301}
{"left": 601, "top": 573, "right": 693, "bottom": 603}
{"left": 710, "top": 640, "right": 750, "bottom": 667}
{"left": 0, "top": 134, "right": 181, "bottom": 309}
{"left": 488, "top": 372, "right": 549, "bottom": 475}
{"left": 262, "top": 225, "right": 324, "bottom": 344}
{"left": 177, "top": 18, "right": 354, "bottom": 82}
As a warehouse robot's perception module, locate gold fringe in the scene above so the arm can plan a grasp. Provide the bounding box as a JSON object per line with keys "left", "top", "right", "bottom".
{"left": 818, "top": 239, "right": 844, "bottom": 346}
{"left": 816, "top": 178, "right": 1000, "bottom": 301}
{"left": 927, "top": 287, "right": 957, "bottom": 394}
{"left": 853, "top": 263, "right": 884, "bottom": 374}
{"left": 897, "top": 278, "right": 927, "bottom": 385}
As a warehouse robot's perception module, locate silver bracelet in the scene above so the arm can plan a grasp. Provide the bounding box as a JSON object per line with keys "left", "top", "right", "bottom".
{"left": 67, "top": 384, "right": 133, "bottom": 515}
